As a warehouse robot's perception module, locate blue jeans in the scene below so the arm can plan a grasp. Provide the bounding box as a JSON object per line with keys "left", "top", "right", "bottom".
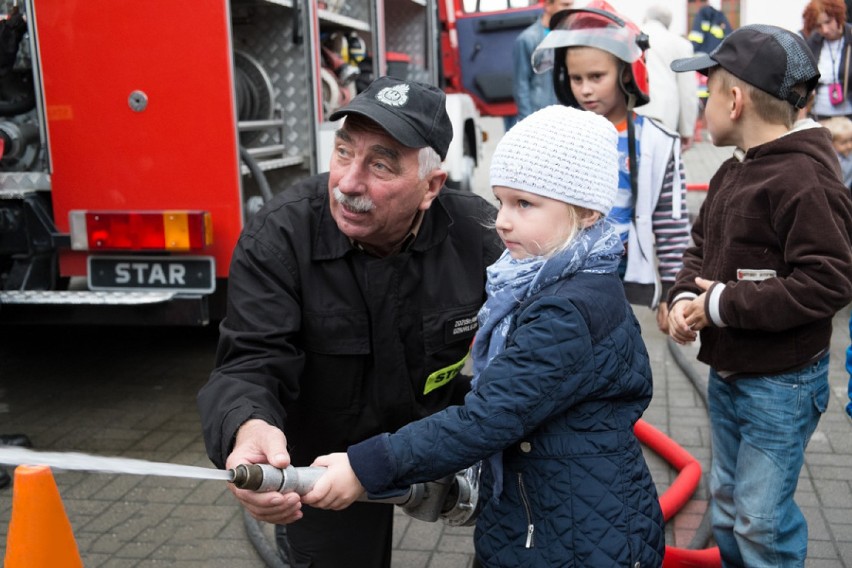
{"left": 708, "top": 355, "right": 829, "bottom": 568}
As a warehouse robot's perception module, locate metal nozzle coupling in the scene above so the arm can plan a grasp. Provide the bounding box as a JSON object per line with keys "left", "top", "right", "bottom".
{"left": 228, "top": 463, "right": 325, "bottom": 495}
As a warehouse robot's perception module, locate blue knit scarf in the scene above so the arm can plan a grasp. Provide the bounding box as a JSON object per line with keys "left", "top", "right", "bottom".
{"left": 470, "top": 219, "right": 623, "bottom": 498}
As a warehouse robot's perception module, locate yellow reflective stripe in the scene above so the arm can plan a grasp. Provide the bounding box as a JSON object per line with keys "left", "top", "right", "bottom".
{"left": 163, "top": 212, "right": 191, "bottom": 250}
{"left": 688, "top": 31, "right": 705, "bottom": 43}
{"left": 700, "top": 22, "right": 710, "bottom": 31}
{"left": 710, "top": 25, "right": 725, "bottom": 39}
{"left": 424, "top": 352, "right": 468, "bottom": 395}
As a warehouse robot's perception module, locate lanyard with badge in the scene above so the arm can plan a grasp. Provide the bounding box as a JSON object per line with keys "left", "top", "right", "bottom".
{"left": 827, "top": 38, "right": 845, "bottom": 105}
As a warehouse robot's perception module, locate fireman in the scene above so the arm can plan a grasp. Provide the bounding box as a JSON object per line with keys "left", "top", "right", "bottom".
{"left": 197, "top": 76, "right": 503, "bottom": 567}
{"left": 687, "top": 0, "right": 733, "bottom": 54}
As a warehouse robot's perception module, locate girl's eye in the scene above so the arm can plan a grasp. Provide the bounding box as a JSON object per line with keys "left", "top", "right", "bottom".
{"left": 518, "top": 199, "right": 531, "bottom": 208}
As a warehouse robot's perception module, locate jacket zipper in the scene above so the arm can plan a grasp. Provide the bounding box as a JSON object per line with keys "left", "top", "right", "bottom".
{"left": 517, "top": 472, "right": 535, "bottom": 548}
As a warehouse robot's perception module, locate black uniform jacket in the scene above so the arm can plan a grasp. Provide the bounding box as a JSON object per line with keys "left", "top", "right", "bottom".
{"left": 198, "top": 173, "right": 503, "bottom": 467}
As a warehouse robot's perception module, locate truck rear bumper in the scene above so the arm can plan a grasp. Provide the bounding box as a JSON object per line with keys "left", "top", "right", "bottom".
{"left": 0, "top": 289, "right": 225, "bottom": 326}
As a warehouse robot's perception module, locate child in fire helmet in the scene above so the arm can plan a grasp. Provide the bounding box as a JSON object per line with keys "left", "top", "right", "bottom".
{"left": 532, "top": 0, "right": 691, "bottom": 334}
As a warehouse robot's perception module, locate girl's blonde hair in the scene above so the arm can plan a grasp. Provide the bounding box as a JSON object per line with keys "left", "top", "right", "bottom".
{"left": 547, "top": 205, "right": 602, "bottom": 257}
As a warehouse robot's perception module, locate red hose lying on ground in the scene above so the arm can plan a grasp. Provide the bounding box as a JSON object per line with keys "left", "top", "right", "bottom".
{"left": 633, "top": 419, "right": 721, "bottom": 567}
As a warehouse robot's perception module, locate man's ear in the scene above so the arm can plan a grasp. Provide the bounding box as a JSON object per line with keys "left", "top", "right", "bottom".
{"left": 419, "top": 170, "right": 447, "bottom": 210}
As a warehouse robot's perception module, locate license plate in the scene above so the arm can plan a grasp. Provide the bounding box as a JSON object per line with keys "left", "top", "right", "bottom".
{"left": 88, "top": 256, "right": 216, "bottom": 294}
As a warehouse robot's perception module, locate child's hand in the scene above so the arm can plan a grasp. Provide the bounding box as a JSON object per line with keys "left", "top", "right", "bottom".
{"left": 301, "top": 453, "right": 365, "bottom": 510}
{"left": 668, "top": 299, "right": 698, "bottom": 345}
{"left": 656, "top": 301, "right": 670, "bottom": 334}
{"left": 683, "top": 278, "right": 714, "bottom": 332}
{"left": 682, "top": 295, "right": 709, "bottom": 332}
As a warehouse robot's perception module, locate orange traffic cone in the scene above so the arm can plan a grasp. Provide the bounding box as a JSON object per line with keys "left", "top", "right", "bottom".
{"left": 4, "top": 464, "right": 83, "bottom": 568}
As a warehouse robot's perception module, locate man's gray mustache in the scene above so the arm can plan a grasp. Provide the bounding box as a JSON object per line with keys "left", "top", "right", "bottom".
{"left": 333, "top": 187, "right": 374, "bottom": 213}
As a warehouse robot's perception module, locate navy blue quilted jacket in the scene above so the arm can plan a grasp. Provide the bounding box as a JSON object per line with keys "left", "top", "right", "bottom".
{"left": 349, "top": 271, "right": 665, "bottom": 567}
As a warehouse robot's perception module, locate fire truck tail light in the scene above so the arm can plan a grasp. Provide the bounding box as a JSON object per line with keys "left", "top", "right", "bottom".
{"left": 68, "top": 210, "right": 213, "bottom": 251}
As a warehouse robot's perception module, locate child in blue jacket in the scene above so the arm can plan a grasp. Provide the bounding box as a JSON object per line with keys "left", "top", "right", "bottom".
{"left": 303, "top": 105, "right": 665, "bottom": 567}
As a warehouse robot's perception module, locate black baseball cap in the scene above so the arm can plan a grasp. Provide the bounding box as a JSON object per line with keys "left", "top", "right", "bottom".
{"left": 329, "top": 76, "right": 453, "bottom": 160}
{"left": 670, "top": 24, "right": 819, "bottom": 109}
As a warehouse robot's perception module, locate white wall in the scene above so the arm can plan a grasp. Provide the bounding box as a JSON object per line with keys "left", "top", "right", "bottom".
{"left": 574, "top": 0, "right": 810, "bottom": 39}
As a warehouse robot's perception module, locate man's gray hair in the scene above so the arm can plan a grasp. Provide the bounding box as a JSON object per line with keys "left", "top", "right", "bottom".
{"left": 645, "top": 4, "right": 672, "bottom": 28}
{"left": 418, "top": 146, "right": 443, "bottom": 180}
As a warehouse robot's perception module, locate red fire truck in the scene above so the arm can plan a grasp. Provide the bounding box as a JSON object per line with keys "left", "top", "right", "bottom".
{"left": 0, "top": 0, "right": 541, "bottom": 325}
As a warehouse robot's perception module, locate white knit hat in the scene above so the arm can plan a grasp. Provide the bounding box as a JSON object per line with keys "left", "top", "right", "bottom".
{"left": 490, "top": 105, "right": 618, "bottom": 215}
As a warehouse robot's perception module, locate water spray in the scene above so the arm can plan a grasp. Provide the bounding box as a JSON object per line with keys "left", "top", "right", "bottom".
{"left": 0, "top": 446, "right": 233, "bottom": 481}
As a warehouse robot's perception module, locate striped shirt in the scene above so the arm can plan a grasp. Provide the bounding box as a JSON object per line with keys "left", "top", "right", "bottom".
{"left": 614, "top": 114, "right": 690, "bottom": 287}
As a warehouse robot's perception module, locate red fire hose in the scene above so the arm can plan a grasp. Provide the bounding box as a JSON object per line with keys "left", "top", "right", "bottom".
{"left": 633, "top": 419, "right": 721, "bottom": 567}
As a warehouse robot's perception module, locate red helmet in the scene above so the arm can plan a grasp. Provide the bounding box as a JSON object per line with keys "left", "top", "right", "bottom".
{"left": 532, "top": 0, "right": 650, "bottom": 109}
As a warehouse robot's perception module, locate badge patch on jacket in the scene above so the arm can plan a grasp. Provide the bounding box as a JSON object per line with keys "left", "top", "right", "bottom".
{"left": 444, "top": 314, "right": 478, "bottom": 343}
{"left": 737, "top": 269, "right": 776, "bottom": 281}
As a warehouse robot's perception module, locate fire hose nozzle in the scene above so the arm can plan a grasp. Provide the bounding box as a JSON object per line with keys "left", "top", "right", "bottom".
{"left": 229, "top": 463, "right": 325, "bottom": 495}
{"left": 227, "top": 462, "right": 480, "bottom": 526}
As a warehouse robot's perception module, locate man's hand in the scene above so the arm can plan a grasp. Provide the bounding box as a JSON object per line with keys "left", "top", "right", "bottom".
{"left": 225, "top": 419, "right": 303, "bottom": 524}
{"left": 302, "top": 453, "right": 365, "bottom": 510}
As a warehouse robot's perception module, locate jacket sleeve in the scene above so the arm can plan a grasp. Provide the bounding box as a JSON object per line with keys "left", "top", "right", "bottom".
{"left": 667, "top": 193, "right": 706, "bottom": 305}
{"left": 512, "top": 31, "right": 535, "bottom": 121}
{"left": 197, "top": 226, "right": 305, "bottom": 469}
{"left": 348, "top": 297, "right": 602, "bottom": 493}
{"left": 687, "top": 8, "right": 707, "bottom": 50}
{"left": 652, "top": 151, "right": 690, "bottom": 297}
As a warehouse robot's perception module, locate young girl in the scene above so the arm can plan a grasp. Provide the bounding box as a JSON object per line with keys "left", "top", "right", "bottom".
{"left": 303, "top": 105, "right": 665, "bottom": 567}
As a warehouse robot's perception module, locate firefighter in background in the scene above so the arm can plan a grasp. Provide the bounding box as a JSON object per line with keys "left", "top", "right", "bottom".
{"left": 197, "top": 76, "right": 503, "bottom": 567}
{"left": 687, "top": 0, "right": 732, "bottom": 54}
{"left": 687, "top": 0, "right": 732, "bottom": 140}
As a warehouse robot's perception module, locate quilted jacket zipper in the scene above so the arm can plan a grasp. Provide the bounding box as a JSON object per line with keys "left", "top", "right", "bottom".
{"left": 517, "top": 472, "right": 535, "bottom": 548}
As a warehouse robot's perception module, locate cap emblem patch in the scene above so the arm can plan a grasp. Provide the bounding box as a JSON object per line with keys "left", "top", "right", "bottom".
{"left": 375, "top": 83, "right": 409, "bottom": 107}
